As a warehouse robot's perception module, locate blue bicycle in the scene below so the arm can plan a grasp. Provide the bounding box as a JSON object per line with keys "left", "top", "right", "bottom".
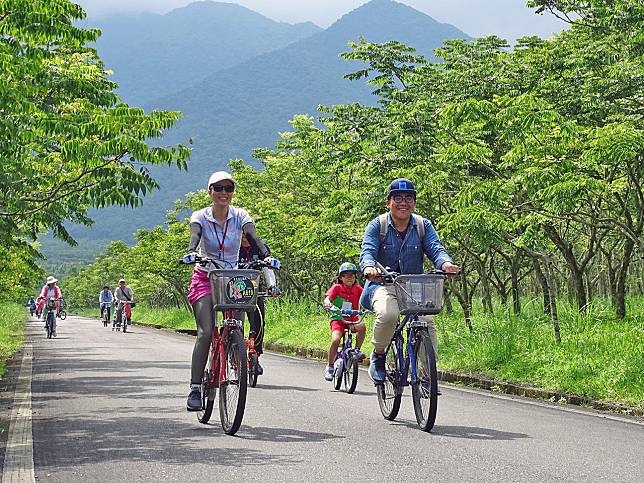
{"left": 325, "top": 307, "right": 366, "bottom": 394}
{"left": 374, "top": 262, "right": 448, "bottom": 432}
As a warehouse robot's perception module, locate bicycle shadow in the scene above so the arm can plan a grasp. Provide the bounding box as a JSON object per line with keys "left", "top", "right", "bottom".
{"left": 392, "top": 421, "right": 529, "bottom": 441}
{"left": 257, "top": 384, "right": 319, "bottom": 392}
{"left": 235, "top": 425, "right": 344, "bottom": 443}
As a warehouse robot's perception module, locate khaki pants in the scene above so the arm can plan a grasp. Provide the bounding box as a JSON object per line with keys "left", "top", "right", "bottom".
{"left": 371, "top": 285, "right": 437, "bottom": 356}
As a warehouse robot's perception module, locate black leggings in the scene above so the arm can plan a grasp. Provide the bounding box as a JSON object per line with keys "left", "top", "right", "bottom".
{"left": 248, "top": 296, "right": 265, "bottom": 355}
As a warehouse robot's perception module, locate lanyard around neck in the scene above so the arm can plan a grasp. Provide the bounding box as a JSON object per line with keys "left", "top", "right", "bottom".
{"left": 213, "top": 218, "right": 230, "bottom": 259}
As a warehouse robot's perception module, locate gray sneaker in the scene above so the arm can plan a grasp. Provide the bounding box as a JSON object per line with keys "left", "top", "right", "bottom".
{"left": 186, "top": 388, "right": 202, "bottom": 411}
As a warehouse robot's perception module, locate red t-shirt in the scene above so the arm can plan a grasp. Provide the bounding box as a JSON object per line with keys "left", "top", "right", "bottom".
{"left": 325, "top": 283, "right": 363, "bottom": 321}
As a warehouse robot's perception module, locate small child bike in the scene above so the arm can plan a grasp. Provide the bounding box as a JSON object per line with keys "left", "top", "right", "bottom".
{"left": 325, "top": 306, "right": 366, "bottom": 394}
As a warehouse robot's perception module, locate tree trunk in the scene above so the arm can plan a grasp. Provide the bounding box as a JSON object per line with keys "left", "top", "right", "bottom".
{"left": 511, "top": 255, "right": 521, "bottom": 315}
{"left": 543, "top": 261, "right": 562, "bottom": 343}
{"left": 616, "top": 239, "right": 635, "bottom": 319}
{"left": 453, "top": 272, "right": 473, "bottom": 333}
{"left": 533, "top": 258, "right": 551, "bottom": 318}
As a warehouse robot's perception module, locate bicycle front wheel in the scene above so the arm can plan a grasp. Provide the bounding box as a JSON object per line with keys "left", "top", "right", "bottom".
{"left": 377, "top": 340, "right": 402, "bottom": 420}
{"left": 344, "top": 354, "right": 359, "bottom": 394}
{"left": 219, "top": 329, "right": 247, "bottom": 435}
{"left": 248, "top": 351, "right": 258, "bottom": 388}
{"left": 46, "top": 313, "right": 53, "bottom": 339}
{"left": 411, "top": 330, "right": 438, "bottom": 431}
{"left": 198, "top": 350, "right": 216, "bottom": 424}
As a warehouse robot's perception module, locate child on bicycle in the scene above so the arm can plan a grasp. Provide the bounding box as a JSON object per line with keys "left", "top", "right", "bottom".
{"left": 322, "top": 263, "right": 366, "bottom": 381}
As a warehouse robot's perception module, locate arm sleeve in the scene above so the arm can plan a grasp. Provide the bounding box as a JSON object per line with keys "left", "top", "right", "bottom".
{"left": 421, "top": 219, "right": 452, "bottom": 269}
{"left": 262, "top": 267, "right": 277, "bottom": 287}
{"left": 187, "top": 222, "right": 202, "bottom": 253}
{"left": 360, "top": 217, "right": 381, "bottom": 271}
{"left": 325, "top": 284, "right": 340, "bottom": 299}
{"left": 242, "top": 223, "right": 271, "bottom": 258}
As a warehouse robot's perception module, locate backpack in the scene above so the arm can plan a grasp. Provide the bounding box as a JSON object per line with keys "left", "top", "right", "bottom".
{"left": 379, "top": 213, "right": 425, "bottom": 242}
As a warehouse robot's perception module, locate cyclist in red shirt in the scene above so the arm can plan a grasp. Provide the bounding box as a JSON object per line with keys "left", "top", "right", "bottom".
{"left": 322, "top": 263, "right": 365, "bottom": 381}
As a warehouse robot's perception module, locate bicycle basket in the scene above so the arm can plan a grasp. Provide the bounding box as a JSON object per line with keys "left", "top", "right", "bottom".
{"left": 394, "top": 274, "right": 444, "bottom": 315}
{"left": 209, "top": 269, "right": 261, "bottom": 311}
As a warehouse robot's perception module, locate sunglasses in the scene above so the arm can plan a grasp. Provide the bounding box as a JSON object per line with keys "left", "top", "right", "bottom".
{"left": 392, "top": 194, "right": 416, "bottom": 204}
{"left": 210, "top": 184, "right": 235, "bottom": 193}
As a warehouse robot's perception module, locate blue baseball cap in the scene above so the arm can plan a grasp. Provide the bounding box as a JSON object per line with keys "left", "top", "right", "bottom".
{"left": 386, "top": 178, "right": 416, "bottom": 198}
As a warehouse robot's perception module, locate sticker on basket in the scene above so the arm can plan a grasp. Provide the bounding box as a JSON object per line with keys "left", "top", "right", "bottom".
{"left": 226, "top": 276, "right": 255, "bottom": 303}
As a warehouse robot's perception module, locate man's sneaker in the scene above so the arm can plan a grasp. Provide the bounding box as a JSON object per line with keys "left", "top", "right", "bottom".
{"left": 52, "top": 330, "right": 57, "bottom": 338}
{"left": 324, "top": 366, "right": 334, "bottom": 381}
{"left": 186, "top": 387, "right": 202, "bottom": 411}
{"left": 256, "top": 360, "right": 264, "bottom": 376}
{"left": 354, "top": 350, "right": 366, "bottom": 362}
{"left": 368, "top": 352, "right": 386, "bottom": 384}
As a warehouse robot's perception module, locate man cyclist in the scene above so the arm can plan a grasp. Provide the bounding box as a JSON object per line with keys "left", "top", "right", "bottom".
{"left": 238, "top": 233, "right": 281, "bottom": 376}
{"left": 98, "top": 285, "right": 114, "bottom": 324}
{"left": 114, "top": 278, "right": 134, "bottom": 328}
{"left": 360, "top": 178, "right": 460, "bottom": 384}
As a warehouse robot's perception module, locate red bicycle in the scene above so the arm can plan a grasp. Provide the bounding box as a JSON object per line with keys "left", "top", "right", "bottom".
{"left": 182, "top": 255, "right": 262, "bottom": 435}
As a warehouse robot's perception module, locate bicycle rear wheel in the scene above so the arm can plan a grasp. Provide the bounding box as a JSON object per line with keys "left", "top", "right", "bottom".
{"left": 377, "top": 340, "right": 402, "bottom": 420}
{"left": 219, "top": 329, "right": 247, "bottom": 435}
{"left": 248, "top": 351, "right": 258, "bottom": 388}
{"left": 198, "top": 350, "right": 216, "bottom": 424}
{"left": 122, "top": 312, "right": 127, "bottom": 333}
{"left": 344, "top": 353, "right": 359, "bottom": 394}
{"left": 411, "top": 330, "right": 438, "bottom": 431}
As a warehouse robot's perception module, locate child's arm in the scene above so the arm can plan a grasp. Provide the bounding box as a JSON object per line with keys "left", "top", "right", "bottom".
{"left": 323, "top": 296, "right": 333, "bottom": 308}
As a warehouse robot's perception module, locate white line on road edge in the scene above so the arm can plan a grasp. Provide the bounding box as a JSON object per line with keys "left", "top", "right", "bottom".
{"left": 2, "top": 343, "right": 36, "bottom": 483}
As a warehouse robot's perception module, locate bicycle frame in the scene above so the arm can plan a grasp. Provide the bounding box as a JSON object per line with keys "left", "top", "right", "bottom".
{"left": 387, "top": 315, "right": 428, "bottom": 388}
{"left": 207, "top": 310, "right": 243, "bottom": 388}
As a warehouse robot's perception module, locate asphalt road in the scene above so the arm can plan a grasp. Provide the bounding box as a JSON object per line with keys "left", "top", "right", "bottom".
{"left": 2, "top": 315, "right": 643, "bottom": 482}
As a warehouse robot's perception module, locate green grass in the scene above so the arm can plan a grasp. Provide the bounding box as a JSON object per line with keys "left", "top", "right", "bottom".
{"left": 76, "top": 296, "right": 644, "bottom": 408}
{"left": 0, "top": 302, "right": 27, "bottom": 378}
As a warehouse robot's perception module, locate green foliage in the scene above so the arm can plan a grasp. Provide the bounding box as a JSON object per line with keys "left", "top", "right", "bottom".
{"left": 0, "top": 0, "right": 190, "bottom": 248}
{"left": 0, "top": 302, "right": 27, "bottom": 378}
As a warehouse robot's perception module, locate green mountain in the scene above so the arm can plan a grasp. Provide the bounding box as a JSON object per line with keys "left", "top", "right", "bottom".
{"left": 57, "top": 0, "right": 469, "bottom": 257}
{"left": 92, "top": 1, "right": 321, "bottom": 104}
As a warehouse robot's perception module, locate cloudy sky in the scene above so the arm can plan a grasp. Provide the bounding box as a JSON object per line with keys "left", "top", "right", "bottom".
{"left": 74, "top": 0, "right": 566, "bottom": 42}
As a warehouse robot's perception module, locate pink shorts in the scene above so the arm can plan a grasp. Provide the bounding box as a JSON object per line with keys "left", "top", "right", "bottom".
{"left": 330, "top": 319, "right": 360, "bottom": 334}
{"left": 188, "top": 269, "right": 212, "bottom": 306}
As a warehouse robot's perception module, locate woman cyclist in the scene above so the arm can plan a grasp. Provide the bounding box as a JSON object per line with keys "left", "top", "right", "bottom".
{"left": 183, "top": 171, "right": 278, "bottom": 411}
{"left": 37, "top": 276, "right": 63, "bottom": 337}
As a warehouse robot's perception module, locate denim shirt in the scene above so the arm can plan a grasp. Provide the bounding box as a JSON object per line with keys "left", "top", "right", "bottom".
{"left": 359, "top": 212, "right": 452, "bottom": 310}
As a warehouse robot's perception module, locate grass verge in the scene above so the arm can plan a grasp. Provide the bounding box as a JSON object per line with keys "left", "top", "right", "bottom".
{"left": 0, "top": 302, "right": 27, "bottom": 379}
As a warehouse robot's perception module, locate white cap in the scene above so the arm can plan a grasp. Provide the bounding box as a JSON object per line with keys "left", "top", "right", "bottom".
{"left": 46, "top": 276, "right": 58, "bottom": 284}
{"left": 207, "top": 171, "right": 235, "bottom": 189}
{"left": 118, "top": 278, "right": 126, "bottom": 283}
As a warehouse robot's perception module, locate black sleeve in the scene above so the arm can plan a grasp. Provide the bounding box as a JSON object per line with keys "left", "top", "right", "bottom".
{"left": 188, "top": 222, "right": 202, "bottom": 253}
{"left": 242, "top": 222, "right": 271, "bottom": 258}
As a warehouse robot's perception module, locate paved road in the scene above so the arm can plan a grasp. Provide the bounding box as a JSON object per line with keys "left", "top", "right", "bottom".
{"left": 2, "top": 315, "right": 643, "bottom": 482}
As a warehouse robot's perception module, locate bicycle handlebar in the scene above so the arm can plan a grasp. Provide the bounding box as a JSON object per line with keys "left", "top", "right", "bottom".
{"left": 324, "top": 306, "right": 366, "bottom": 318}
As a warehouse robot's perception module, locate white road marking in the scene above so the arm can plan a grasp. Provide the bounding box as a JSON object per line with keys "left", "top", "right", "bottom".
{"left": 2, "top": 343, "right": 36, "bottom": 483}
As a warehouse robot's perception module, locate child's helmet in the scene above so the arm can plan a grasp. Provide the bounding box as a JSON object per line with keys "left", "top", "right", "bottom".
{"left": 338, "top": 262, "right": 358, "bottom": 275}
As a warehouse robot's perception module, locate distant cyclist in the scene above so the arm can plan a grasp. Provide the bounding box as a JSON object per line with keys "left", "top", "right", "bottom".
{"left": 37, "top": 276, "right": 63, "bottom": 337}
{"left": 98, "top": 285, "right": 114, "bottom": 323}
{"left": 238, "top": 233, "right": 281, "bottom": 376}
{"left": 114, "top": 279, "right": 134, "bottom": 326}
{"left": 360, "top": 178, "right": 459, "bottom": 384}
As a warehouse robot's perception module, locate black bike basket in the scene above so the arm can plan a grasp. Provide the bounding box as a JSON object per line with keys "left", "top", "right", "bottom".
{"left": 209, "top": 269, "right": 261, "bottom": 312}
{"left": 394, "top": 274, "right": 444, "bottom": 315}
